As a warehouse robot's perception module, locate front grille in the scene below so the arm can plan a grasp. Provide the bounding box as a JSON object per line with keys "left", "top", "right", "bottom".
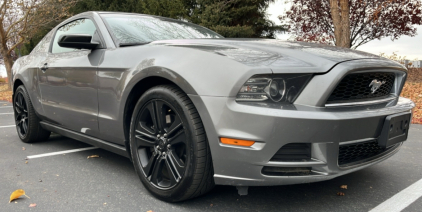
{"left": 270, "top": 143, "right": 311, "bottom": 162}
{"left": 327, "top": 72, "right": 395, "bottom": 103}
{"left": 338, "top": 140, "right": 391, "bottom": 166}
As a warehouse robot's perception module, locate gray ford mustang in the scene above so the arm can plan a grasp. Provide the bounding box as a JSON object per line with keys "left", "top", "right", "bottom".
{"left": 12, "top": 11, "right": 415, "bottom": 202}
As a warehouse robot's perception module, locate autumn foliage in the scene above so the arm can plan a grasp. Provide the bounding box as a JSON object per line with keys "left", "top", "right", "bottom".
{"left": 280, "top": 0, "right": 422, "bottom": 49}
{"left": 401, "top": 68, "right": 422, "bottom": 124}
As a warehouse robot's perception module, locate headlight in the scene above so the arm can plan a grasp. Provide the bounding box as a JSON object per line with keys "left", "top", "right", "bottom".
{"left": 236, "top": 74, "right": 312, "bottom": 104}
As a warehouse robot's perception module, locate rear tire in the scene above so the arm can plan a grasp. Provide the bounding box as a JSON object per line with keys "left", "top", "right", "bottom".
{"left": 129, "top": 85, "right": 214, "bottom": 202}
{"left": 14, "top": 85, "right": 51, "bottom": 143}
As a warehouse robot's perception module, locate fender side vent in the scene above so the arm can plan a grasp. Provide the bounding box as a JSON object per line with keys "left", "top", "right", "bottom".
{"left": 270, "top": 143, "right": 311, "bottom": 162}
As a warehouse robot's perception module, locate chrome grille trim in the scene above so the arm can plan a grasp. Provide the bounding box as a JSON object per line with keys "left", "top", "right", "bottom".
{"left": 325, "top": 95, "right": 397, "bottom": 107}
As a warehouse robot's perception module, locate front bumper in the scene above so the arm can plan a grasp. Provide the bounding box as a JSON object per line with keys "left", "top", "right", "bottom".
{"left": 189, "top": 95, "right": 415, "bottom": 186}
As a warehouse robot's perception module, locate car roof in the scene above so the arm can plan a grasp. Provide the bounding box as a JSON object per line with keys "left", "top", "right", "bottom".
{"left": 74, "top": 11, "right": 187, "bottom": 24}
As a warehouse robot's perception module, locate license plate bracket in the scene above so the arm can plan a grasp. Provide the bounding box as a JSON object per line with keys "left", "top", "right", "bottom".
{"left": 378, "top": 112, "right": 411, "bottom": 148}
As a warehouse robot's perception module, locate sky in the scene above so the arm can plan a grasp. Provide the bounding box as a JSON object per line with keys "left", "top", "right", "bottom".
{"left": 0, "top": 65, "right": 6, "bottom": 78}
{"left": 267, "top": 0, "right": 422, "bottom": 60}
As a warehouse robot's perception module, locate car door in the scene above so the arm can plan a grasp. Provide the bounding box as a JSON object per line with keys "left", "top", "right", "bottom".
{"left": 38, "top": 18, "right": 103, "bottom": 137}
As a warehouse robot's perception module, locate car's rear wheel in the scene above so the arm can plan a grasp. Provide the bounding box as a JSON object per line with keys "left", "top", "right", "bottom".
{"left": 14, "top": 85, "right": 51, "bottom": 143}
{"left": 129, "top": 85, "right": 214, "bottom": 202}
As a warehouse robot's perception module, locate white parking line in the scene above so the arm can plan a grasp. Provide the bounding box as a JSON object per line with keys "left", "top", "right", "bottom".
{"left": 0, "top": 113, "right": 13, "bottom": 115}
{"left": 0, "top": 106, "right": 13, "bottom": 108}
{"left": 369, "top": 178, "right": 422, "bottom": 212}
{"left": 0, "top": 125, "right": 15, "bottom": 128}
{"left": 26, "top": 147, "right": 99, "bottom": 159}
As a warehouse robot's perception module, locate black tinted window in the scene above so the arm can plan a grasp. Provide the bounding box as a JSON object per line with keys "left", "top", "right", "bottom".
{"left": 52, "top": 19, "right": 97, "bottom": 53}
{"left": 102, "top": 15, "right": 223, "bottom": 45}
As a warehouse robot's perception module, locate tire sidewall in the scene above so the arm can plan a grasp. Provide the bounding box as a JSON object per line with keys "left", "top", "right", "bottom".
{"left": 129, "top": 86, "right": 198, "bottom": 201}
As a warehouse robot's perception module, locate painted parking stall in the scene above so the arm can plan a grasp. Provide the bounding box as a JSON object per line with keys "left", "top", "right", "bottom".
{"left": 0, "top": 100, "right": 421, "bottom": 211}
{"left": 0, "top": 102, "right": 15, "bottom": 127}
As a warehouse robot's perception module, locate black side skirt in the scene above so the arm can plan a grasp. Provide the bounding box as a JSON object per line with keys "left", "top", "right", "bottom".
{"left": 40, "top": 121, "right": 129, "bottom": 158}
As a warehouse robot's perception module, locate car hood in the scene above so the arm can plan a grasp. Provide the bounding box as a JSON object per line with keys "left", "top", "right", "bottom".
{"left": 151, "top": 39, "right": 390, "bottom": 73}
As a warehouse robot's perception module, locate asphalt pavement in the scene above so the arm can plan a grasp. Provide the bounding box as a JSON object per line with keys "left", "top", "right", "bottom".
{"left": 0, "top": 100, "right": 421, "bottom": 212}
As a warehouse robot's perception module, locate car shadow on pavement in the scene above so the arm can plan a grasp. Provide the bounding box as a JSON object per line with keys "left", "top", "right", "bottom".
{"left": 81, "top": 141, "right": 392, "bottom": 211}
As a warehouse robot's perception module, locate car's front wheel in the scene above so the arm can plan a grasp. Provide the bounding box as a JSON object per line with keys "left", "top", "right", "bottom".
{"left": 129, "top": 85, "right": 214, "bottom": 202}
{"left": 14, "top": 85, "right": 51, "bottom": 143}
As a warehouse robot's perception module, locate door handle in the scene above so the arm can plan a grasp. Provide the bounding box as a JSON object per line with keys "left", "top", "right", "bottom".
{"left": 40, "top": 63, "right": 48, "bottom": 73}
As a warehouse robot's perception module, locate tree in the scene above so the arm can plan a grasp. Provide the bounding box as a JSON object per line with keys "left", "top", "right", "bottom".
{"left": 0, "top": 0, "right": 79, "bottom": 89}
{"left": 20, "top": 0, "right": 188, "bottom": 56}
{"left": 184, "top": 0, "right": 283, "bottom": 38}
{"left": 19, "top": 0, "right": 284, "bottom": 60}
{"left": 280, "top": 0, "right": 422, "bottom": 49}
{"left": 329, "top": 0, "right": 350, "bottom": 48}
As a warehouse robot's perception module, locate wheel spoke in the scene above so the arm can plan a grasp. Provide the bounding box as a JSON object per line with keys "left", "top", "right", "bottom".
{"left": 166, "top": 115, "right": 182, "bottom": 137}
{"left": 15, "top": 95, "right": 23, "bottom": 113}
{"left": 165, "top": 159, "right": 179, "bottom": 185}
{"left": 135, "top": 129, "right": 156, "bottom": 140}
{"left": 15, "top": 103, "right": 23, "bottom": 111}
{"left": 18, "top": 94, "right": 23, "bottom": 108}
{"left": 168, "top": 130, "right": 186, "bottom": 145}
{"left": 15, "top": 113, "right": 21, "bottom": 121}
{"left": 140, "top": 102, "right": 158, "bottom": 134}
{"left": 21, "top": 96, "right": 27, "bottom": 112}
{"left": 149, "top": 157, "right": 163, "bottom": 184}
{"left": 135, "top": 131, "right": 155, "bottom": 147}
{"left": 153, "top": 100, "right": 166, "bottom": 133}
{"left": 143, "top": 152, "right": 159, "bottom": 176}
{"left": 166, "top": 150, "right": 184, "bottom": 182}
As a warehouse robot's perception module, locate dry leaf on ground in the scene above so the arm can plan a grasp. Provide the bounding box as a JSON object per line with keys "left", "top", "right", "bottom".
{"left": 336, "top": 192, "right": 345, "bottom": 196}
{"left": 29, "top": 203, "right": 36, "bottom": 207}
{"left": 25, "top": 161, "right": 28, "bottom": 164}
{"left": 340, "top": 185, "right": 347, "bottom": 189}
{"left": 22, "top": 147, "right": 25, "bottom": 151}
{"left": 9, "top": 189, "right": 30, "bottom": 203}
{"left": 87, "top": 155, "right": 100, "bottom": 159}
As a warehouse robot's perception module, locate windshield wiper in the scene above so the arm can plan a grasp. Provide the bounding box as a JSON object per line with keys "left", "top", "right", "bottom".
{"left": 119, "top": 42, "right": 151, "bottom": 47}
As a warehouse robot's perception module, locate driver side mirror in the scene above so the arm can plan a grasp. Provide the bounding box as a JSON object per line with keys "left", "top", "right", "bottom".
{"left": 58, "top": 34, "right": 99, "bottom": 50}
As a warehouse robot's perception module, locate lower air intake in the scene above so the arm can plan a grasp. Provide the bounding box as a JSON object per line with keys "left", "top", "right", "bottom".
{"left": 338, "top": 139, "right": 393, "bottom": 167}
{"left": 270, "top": 143, "right": 311, "bottom": 162}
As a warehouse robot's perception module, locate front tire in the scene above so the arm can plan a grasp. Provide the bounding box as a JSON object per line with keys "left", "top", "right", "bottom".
{"left": 14, "top": 85, "right": 51, "bottom": 143}
{"left": 129, "top": 85, "right": 214, "bottom": 202}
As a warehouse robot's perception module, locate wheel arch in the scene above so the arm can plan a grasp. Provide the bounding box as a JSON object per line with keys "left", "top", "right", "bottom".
{"left": 122, "top": 72, "right": 200, "bottom": 158}
{"left": 13, "top": 78, "right": 24, "bottom": 94}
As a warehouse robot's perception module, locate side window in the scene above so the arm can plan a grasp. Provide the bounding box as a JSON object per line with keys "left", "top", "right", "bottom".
{"left": 31, "top": 30, "right": 54, "bottom": 54}
{"left": 52, "top": 19, "right": 97, "bottom": 54}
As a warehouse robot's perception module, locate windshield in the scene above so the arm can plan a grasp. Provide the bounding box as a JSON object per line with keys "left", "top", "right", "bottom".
{"left": 101, "top": 14, "right": 223, "bottom": 45}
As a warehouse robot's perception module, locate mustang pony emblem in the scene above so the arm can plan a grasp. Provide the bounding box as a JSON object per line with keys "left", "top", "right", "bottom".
{"left": 369, "top": 79, "right": 386, "bottom": 93}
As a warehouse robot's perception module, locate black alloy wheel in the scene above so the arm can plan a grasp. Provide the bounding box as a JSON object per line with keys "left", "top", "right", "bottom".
{"left": 134, "top": 99, "right": 187, "bottom": 189}
{"left": 15, "top": 92, "right": 29, "bottom": 138}
{"left": 130, "top": 85, "right": 214, "bottom": 202}
{"left": 14, "top": 85, "right": 51, "bottom": 143}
